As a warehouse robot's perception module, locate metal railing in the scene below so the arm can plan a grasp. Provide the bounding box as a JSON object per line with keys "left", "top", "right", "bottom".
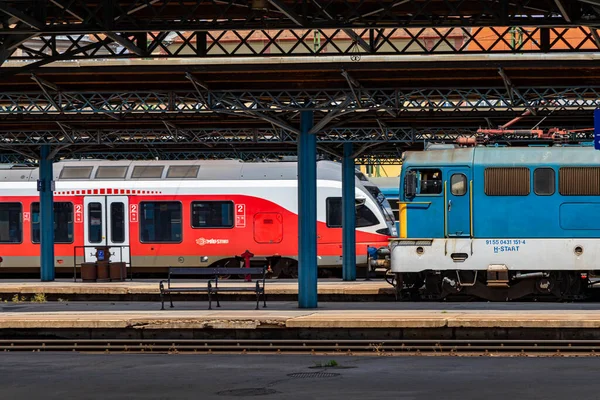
{"left": 72, "top": 245, "right": 132, "bottom": 282}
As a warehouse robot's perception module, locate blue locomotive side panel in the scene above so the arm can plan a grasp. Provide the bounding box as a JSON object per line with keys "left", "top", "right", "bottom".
{"left": 398, "top": 146, "right": 600, "bottom": 240}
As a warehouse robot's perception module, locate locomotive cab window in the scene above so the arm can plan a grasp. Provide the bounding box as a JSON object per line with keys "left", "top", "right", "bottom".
{"left": 450, "top": 174, "right": 467, "bottom": 196}
{"left": 405, "top": 169, "right": 442, "bottom": 197}
{"left": 191, "top": 201, "right": 234, "bottom": 228}
{"left": 140, "top": 202, "right": 182, "bottom": 243}
{"left": 0, "top": 203, "right": 22, "bottom": 243}
{"left": 32, "top": 202, "right": 73, "bottom": 243}
{"left": 326, "top": 197, "right": 380, "bottom": 228}
{"left": 534, "top": 168, "right": 555, "bottom": 196}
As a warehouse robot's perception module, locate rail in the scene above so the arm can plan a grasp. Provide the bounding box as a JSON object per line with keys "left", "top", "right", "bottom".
{"left": 1, "top": 339, "right": 600, "bottom": 355}
{"left": 72, "top": 245, "right": 132, "bottom": 282}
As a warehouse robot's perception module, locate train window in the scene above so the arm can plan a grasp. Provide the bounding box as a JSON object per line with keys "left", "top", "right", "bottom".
{"left": 559, "top": 167, "right": 600, "bottom": 196}
{"left": 88, "top": 202, "right": 103, "bottom": 243}
{"left": 0, "top": 203, "right": 22, "bottom": 243}
{"left": 191, "top": 201, "right": 234, "bottom": 228}
{"left": 95, "top": 166, "right": 128, "bottom": 179}
{"left": 31, "top": 202, "right": 73, "bottom": 243}
{"left": 167, "top": 166, "right": 200, "bottom": 179}
{"left": 484, "top": 167, "right": 530, "bottom": 196}
{"left": 450, "top": 174, "right": 467, "bottom": 196}
{"left": 406, "top": 169, "right": 442, "bottom": 196}
{"left": 110, "top": 202, "right": 125, "bottom": 243}
{"left": 132, "top": 166, "right": 164, "bottom": 179}
{"left": 140, "top": 202, "right": 182, "bottom": 243}
{"left": 326, "top": 198, "right": 380, "bottom": 228}
{"left": 534, "top": 168, "right": 555, "bottom": 196}
{"left": 60, "top": 166, "right": 93, "bottom": 179}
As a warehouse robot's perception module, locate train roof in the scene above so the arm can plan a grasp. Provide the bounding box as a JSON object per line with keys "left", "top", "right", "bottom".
{"left": 0, "top": 159, "right": 370, "bottom": 183}
{"left": 404, "top": 146, "right": 600, "bottom": 167}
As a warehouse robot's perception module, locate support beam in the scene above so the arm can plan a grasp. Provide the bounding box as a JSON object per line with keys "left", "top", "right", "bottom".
{"left": 342, "top": 142, "right": 356, "bottom": 281}
{"left": 39, "top": 145, "right": 55, "bottom": 282}
{"left": 266, "top": 0, "right": 304, "bottom": 26}
{"left": 0, "top": 3, "right": 43, "bottom": 30}
{"left": 554, "top": 0, "right": 571, "bottom": 23}
{"left": 297, "top": 110, "right": 317, "bottom": 309}
{"left": 105, "top": 32, "right": 144, "bottom": 56}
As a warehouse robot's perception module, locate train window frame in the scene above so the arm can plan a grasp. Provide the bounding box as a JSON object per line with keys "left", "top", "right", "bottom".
{"left": 0, "top": 202, "right": 22, "bottom": 244}
{"left": 167, "top": 165, "right": 200, "bottom": 179}
{"left": 139, "top": 201, "right": 183, "bottom": 244}
{"left": 559, "top": 167, "right": 600, "bottom": 196}
{"left": 131, "top": 165, "right": 165, "bottom": 179}
{"left": 31, "top": 202, "right": 74, "bottom": 244}
{"left": 95, "top": 166, "right": 128, "bottom": 179}
{"left": 59, "top": 166, "right": 93, "bottom": 180}
{"left": 534, "top": 168, "right": 555, "bottom": 196}
{"left": 190, "top": 201, "right": 234, "bottom": 229}
{"left": 110, "top": 202, "right": 126, "bottom": 244}
{"left": 450, "top": 173, "right": 468, "bottom": 196}
{"left": 326, "top": 197, "right": 380, "bottom": 228}
{"left": 405, "top": 168, "right": 443, "bottom": 197}
{"left": 484, "top": 167, "right": 530, "bottom": 196}
{"left": 87, "top": 202, "right": 103, "bottom": 244}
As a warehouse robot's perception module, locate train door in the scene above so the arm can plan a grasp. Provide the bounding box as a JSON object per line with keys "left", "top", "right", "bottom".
{"left": 445, "top": 168, "right": 471, "bottom": 237}
{"left": 83, "top": 196, "right": 130, "bottom": 263}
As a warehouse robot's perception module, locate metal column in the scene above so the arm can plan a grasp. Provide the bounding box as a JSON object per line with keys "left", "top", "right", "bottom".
{"left": 297, "top": 110, "right": 317, "bottom": 308}
{"left": 39, "top": 145, "right": 55, "bottom": 282}
{"left": 342, "top": 143, "right": 356, "bottom": 281}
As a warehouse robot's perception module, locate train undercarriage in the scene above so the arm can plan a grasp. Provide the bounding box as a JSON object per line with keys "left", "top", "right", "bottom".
{"left": 392, "top": 270, "right": 591, "bottom": 301}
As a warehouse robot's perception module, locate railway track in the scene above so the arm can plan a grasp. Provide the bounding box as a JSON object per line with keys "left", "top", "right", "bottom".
{"left": 2, "top": 339, "right": 600, "bottom": 356}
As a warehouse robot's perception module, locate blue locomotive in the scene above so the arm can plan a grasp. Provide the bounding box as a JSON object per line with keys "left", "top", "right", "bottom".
{"left": 390, "top": 144, "right": 599, "bottom": 300}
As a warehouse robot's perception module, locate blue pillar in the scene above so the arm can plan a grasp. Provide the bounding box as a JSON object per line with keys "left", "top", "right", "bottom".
{"left": 39, "top": 145, "right": 55, "bottom": 282}
{"left": 298, "top": 110, "right": 317, "bottom": 308}
{"left": 342, "top": 143, "right": 356, "bottom": 281}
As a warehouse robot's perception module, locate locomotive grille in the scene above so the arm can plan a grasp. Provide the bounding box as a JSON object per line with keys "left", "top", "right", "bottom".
{"left": 484, "top": 167, "right": 530, "bottom": 196}
{"left": 559, "top": 167, "right": 600, "bottom": 196}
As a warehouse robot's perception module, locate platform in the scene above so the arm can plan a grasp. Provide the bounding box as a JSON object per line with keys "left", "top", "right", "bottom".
{"left": 0, "top": 279, "right": 394, "bottom": 301}
{"left": 3, "top": 302, "right": 600, "bottom": 341}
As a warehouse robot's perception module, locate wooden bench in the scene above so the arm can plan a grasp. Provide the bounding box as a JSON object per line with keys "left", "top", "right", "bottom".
{"left": 159, "top": 267, "right": 267, "bottom": 310}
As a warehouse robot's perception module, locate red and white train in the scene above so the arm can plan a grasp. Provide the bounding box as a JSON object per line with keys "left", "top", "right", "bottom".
{"left": 0, "top": 159, "right": 396, "bottom": 276}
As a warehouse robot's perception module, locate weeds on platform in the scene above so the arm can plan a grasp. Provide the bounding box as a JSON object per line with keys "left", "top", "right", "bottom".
{"left": 11, "top": 294, "right": 27, "bottom": 303}
{"left": 31, "top": 293, "right": 47, "bottom": 303}
{"left": 313, "top": 360, "right": 338, "bottom": 368}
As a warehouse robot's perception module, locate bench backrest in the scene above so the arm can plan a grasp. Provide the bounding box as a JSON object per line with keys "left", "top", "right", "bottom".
{"left": 168, "top": 267, "right": 266, "bottom": 277}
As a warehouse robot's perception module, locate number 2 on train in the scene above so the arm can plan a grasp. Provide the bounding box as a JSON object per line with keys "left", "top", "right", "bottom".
{"left": 130, "top": 204, "right": 138, "bottom": 223}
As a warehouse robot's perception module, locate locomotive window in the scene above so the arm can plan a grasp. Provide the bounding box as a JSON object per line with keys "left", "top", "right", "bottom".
{"left": 191, "top": 201, "right": 234, "bottom": 228}
{"left": 31, "top": 202, "right": 73, "bottom": 243}
{"left": 559, "top": 167, "right": 600, "bottom": 196}
{"left": 110, "top": 202, "right": 125, "bottom": 243}
{"left": 484, "top": 167, "right": 530, "bottom": 196}
{"left": 326, "top": 198, "right": 380, "bottom": 228}
{"left": 0, "top": 203, "right": 22, "bottom": 243}
{"left": 140, "top": 202, "right": 182, "bottom": 243}
{"left": 534, "top": 168, "right": 555, "bottom": 196}
{"left": 88, "top": 202, "right": 103, "bottom": 244}
{"left": 450, "top": 174, "right": 467, "bottom": 196}
{"left": 406, "top": 169, "right": 442, "bottom": 196}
